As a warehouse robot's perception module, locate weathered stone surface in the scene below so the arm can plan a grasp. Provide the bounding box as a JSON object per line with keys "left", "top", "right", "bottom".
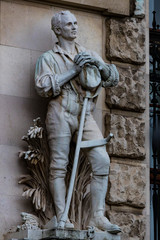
{"left": 0, "top": 145, "right": 34, "bottom": 240}
{"left": 108, "top": 161, "right": 146, "bottom": 208}
{"left": 43, "top": 229, "right": 121, "bottom": 240}
{"left": 0, "top": 94, "right": 47, "bottom": 146}
{"left": 0, "top": 45, "right": 30, "bottom": 98}
{"left": 105, "top": 114, "right": 145, "bottom": 159}
{"left": 106, "top": 66, "right": 146, "bottom": 112}
{"left": 0, "top": 145, "right": 27, "bottom": 196}
{"left": 1, "top": 1, "right": 53, "bottom": 52}
{"left": 108, "top": 211, "right": 145, "bottom": 240}
{"left": 40, "top": 0, "right": 130, "bottom": 16}
{"left": 5, "top": 228, "right": 121, "bottom": 240}
{"left": 4, "top": 229, "right": 42, "bottom": 240}
{"left": 0, "top": 195, "right": 33, "bottom": 240}
{"left": 106, "top": 18, "right": 145, "bottom": 64}
{"left": 1, "top": 1, "right": 103, "bottom": 55}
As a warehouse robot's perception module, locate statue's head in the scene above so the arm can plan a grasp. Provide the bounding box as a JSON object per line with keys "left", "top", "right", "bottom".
{"left": 51, "top": 11, "right": 78, "bottom": 40}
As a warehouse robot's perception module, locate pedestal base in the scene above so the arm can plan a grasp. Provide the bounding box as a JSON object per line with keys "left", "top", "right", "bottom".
{"left": 5, "top": 228, "right": 121, "bottom": 240}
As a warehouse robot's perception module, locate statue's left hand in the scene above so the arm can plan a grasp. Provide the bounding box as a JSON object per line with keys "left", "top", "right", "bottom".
{"left": 74, "top": 52, "right": 100, "bottom": 68}
{"left": 74, "top": 52, "right": 111, "bottom": 80}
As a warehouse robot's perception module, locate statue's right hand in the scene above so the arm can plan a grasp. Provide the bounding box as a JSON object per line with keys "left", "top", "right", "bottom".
{"left": 73, "top": 52, "right": 92, "bottom": 74}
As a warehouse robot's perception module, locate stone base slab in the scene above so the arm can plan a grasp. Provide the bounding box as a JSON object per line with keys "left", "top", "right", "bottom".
{"left": 5, "top": 229, "right": 121, "bottom": 240}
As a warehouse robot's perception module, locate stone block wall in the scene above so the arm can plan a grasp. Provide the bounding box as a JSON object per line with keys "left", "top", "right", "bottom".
{"left": 0, "top": 1, "right": 105, "bottom": 239}
{"left": 0, "top": 0, "right": 149, "bottom": 239}
{"left": 104, "top": 13, "right": 149, "bottom": 240}
{"left": 0, "top": 2, "right": 51, "bottom": 238}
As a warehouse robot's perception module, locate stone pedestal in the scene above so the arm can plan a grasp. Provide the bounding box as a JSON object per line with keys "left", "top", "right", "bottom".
{"left": 5, "top": 229, "right": 121, "bottom": 240}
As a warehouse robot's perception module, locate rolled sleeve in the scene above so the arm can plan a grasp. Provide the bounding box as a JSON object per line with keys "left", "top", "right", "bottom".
{"left": 35, "top": 53, "right": 61, "bottom": 98}
{"left": 102, "top": 64, "right": 119, "bottom": 88}
{"left": 50, "top": 74, "right": 61, "bottom": 96}
{"left": 89, "top": 51, "right": 119, "bottom": 88}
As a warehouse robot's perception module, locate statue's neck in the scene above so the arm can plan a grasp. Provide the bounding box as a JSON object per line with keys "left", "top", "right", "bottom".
{"left": 58, "top": 37, "right": 76, "bottom": 55}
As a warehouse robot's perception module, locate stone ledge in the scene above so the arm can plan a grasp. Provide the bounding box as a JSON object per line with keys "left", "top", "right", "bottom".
{"left": 5, "top": 228, "right": 121, "bottom": 240}
{"left": 23, "top": 0, "right": 130, "bottom": 16}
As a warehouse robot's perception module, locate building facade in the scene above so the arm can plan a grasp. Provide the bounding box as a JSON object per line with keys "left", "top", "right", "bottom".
{"left": 0, "top": 0, "right": 150, "bottom": 239}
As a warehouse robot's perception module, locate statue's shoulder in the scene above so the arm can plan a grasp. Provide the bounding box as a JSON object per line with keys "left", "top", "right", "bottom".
{"left": 37, "top": 49, "right": 57, "bottom": 64}
{"left": 40, "top": 50, "right": 55, "bottom": 59}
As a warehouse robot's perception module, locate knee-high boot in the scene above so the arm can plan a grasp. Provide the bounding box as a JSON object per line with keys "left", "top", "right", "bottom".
{"left": 89, "top": 175, "right": 121, "bottom": 234}
{"left": 49, "top": 178, "right": 74, "bottom": 229}
{"left": 50, "top": 178, "right": 66, "bottom": 222}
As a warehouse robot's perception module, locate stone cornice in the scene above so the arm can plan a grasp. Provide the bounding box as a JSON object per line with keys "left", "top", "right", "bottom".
{"left": 24, "top": 0, "right": 130, "bottom": 16}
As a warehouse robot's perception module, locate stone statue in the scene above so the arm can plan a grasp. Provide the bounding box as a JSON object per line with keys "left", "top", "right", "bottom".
{"left": 35, "top": 10, "right": 121, "bottom": 234}
{"left": 134, "top": 0, "right": 145, "bottom": 17}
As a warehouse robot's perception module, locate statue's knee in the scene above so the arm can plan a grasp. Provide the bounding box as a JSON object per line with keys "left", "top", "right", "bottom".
{"left": 99, "top": 148, "right": 110, "bottom": 165}
{"left": 49, "top": 168, "right": 66, "bottom": 181}
{"left": 100, "top": 160, "right": 110, "bottom": 175}
{"left": 103, "top": 154, "right": 110, "bottom": 169}
{"left": 92, "top": 155, "right": 110, "bottom": 176}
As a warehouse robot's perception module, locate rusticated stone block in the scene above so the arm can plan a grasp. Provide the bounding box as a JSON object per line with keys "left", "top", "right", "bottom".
{"left": 106, "top": 66, "right": 146, "bottom": 112}
{"left": 108, "top": 161, "right": 146, "bottom": 208}
{"left": 106, "top": 18, "right": 145, "bottom": 64}
{"left": 105, "top": 114, "right": 145, "bottom": 159}
{"left": 108, "top": 211, "right": 145, "bottom": 240}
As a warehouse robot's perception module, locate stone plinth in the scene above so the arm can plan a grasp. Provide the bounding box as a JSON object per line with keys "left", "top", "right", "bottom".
{"left": 5, "top": 228, "right": 121, "bottom": 240}
{"left": 4, "top": 229, "right": 42, "bottom": 240}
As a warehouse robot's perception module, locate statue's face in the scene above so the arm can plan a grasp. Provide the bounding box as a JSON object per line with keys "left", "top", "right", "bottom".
{"left": 59, "top": 13, "right": 78, "bottom": 40}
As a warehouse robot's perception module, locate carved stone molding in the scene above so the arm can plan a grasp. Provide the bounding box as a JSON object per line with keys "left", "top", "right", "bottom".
{"left": 26, "top": 0, "right": 130, "bottom": 16}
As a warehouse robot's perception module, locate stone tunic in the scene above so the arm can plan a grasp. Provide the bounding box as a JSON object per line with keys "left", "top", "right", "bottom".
{"left": 35, "top": 42, "right": 119, "bottom": 100}
{"left": 35, "top": 42, "right": 119, "bottom": 179}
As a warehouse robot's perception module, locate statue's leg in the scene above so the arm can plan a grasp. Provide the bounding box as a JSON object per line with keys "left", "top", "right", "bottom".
{"left": 83, "top": 114, "right": 121, "bottom": 233}
{"left": 45, "top": 100, "right": 76, "bottom": 228}
{"left": 48, "top": 136, "right": 71, "bottom": 222}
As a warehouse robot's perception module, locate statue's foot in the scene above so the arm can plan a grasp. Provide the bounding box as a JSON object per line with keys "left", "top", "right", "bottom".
{"left": 65, "top": 219, "right": 74, "bottom": 229}
{"left": 89, "top": 216, "right": 121, "bottom": 234}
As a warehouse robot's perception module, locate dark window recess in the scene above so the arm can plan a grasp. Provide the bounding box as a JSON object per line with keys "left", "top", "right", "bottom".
{"left": 150, "top": 10, "right": 160, "bottom": 240}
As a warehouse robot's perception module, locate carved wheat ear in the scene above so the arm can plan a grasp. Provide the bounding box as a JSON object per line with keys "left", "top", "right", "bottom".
{"left": 19, "top": 118, "right": 92, "bottom": 229}
{"left": 19, "top": 118, "right": 54, "bottom": 225}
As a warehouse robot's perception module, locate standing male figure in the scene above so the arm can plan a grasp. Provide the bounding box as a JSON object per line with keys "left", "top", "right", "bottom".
{"left": 35, "top": 10, "right": 121, "bottom": 233}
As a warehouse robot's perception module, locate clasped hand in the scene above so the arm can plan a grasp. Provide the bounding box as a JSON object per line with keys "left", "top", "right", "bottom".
{"left": 73, "top": 52, "right": 99, "bottom": 74}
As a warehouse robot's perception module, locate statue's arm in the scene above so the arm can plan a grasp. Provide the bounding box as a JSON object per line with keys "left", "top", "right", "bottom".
{"left": 100, "top": 63, "right": 119, "bottom": 88}
{"left": 90, "top": 52, "right": 119, "bottom": 88}
{"left": 35, "top": 53, "right": 91, "bottom": 97}
{"left": 74, "top": 51, "right": 119, "bottom": 88}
